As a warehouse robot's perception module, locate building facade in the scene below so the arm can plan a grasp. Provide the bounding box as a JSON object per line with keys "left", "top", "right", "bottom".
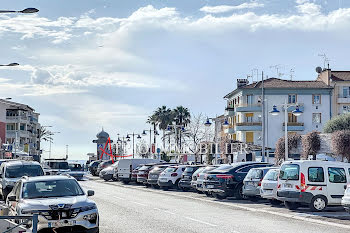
{"left": 317, "top": 69, "right": 350, "bottom": 116}
{"left": 224, "top": 78, "right": 333, "bottom": 150}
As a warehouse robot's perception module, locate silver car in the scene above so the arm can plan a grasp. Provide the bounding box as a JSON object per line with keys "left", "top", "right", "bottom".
{"left": 260, "top": 168, "right": 281, "bottom": 205}
{"left": 7, "top": 175, "right": 99, "bottom": 233}
{"left": 243, "top": 167, "right": 276, "bottom": 201}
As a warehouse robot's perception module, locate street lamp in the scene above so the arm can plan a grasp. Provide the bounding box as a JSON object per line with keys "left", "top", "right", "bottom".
{"left": 141, "top": 128, "right": 158, "bottom": 157}
{"left": 0, "top": 8, "right": 39, "bottom": 14}
{"left": 126, "top": 133, "right": 141, "bottom": 158}
{"left": 48, "top": 131, "right": 60, "bottom": 159}
{"left": 269, "top": 101, "right": 303, "bottom": 161}
{"left": 0, "top": 63, "right": 19, "bottom": 67}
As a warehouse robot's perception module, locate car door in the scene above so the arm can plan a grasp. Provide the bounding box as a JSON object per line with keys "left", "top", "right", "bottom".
{"left": 327, "top": 167, "right": 347, "bottom": 205}
{"left": 8, "top": 181, "right": 21, "bottom": 215}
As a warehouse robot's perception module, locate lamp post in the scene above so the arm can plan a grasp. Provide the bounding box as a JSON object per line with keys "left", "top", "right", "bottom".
{"left": 166, "top": 124, "right": 187, "bottom": 154}
{"left": 269, "top": 101, "right": 303, "bottom": 161}
{"left": 126, "top": 133, "right": 141, "bottom": 158}
{"left": 0, "top": 63, "right": 19, "bottom": 67}
{"left": 204, "top": 117, "right": 229, "bottom": 164}
{"left": 117, "top": 136, "right": 128, "bottom": 158}
{"left": 142, "top": 128, "right": 158, "bottom": 157}
{"left": 48, "top": 131, "right": 60, "bottom": 159}
{"left": 0, "top": 8, "right": 39, "bottom": 14}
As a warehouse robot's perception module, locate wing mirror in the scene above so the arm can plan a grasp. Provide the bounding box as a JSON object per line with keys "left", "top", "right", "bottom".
{"left": 7, "top": 195, "right": 16, "bottom": 201}
{"left": 87, "top": 190, "right": 95, "bottom": 196}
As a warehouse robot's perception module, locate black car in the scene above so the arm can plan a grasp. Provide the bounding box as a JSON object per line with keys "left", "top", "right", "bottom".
{"left": 203, "top": 162, "right": 273, "bottom": 200}
{"left": 147, "top": 164, "right": 171, "bottom": 188}
{"left": 178, "top": 165, "right": 204, "bottom": 191}
{"left": 89, "top": 160, "right": 102, "bottom": 176}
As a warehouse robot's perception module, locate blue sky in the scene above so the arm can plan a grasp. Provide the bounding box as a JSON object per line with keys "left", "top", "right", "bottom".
{"left": 0, "top": 0, "right": 349, "bottom": 160}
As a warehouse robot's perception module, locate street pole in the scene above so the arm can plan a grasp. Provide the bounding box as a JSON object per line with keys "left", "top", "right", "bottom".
{"left": 66, "top": 145, "right": 68, "bottom": 159}
{"left": 149, "top": 128, "right": 152, "bottom": 157}
{"left": 49, "top": 139, "right": 52, "bottom": 159}
{"left": 261, "top": 71, "right": 265, "bottom": 162}
{"left": 284, "top": 100, "right": 288, "bottom": 161}
{"left": 132, "top": 134, "right": 135, "bottom": 158}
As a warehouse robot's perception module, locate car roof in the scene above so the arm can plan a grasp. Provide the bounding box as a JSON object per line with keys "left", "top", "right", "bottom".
{"left": 4, "top": 160, "right": 41, "bottom": 166}
{"left": 250, "top": 166, "right": 277, "bottom": 171}
{"left": 282, "top": 160, "right": 350, "bottom": 166}
{"left": 22, "top": 175, "right": 74, "bottom": 183}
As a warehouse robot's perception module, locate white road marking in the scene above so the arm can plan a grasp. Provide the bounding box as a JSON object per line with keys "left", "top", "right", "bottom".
{"left": 153, "top": 207, "right": 161, "bottom": 211}
{"left": 185, "top": 217, "right": 218, "bottom": 227}
{"left": 130, "top": 201, "right": 148, "bottom": 207}
{"left": 163, "top": 210, "right": 176, "bottom": 215}
{"left": 113, "top": 196, "right": 126, "bottom": 200}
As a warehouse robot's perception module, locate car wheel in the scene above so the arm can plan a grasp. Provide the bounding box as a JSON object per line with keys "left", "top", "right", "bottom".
{"left": 213, "top": 193, "right": 226, "bottom": 200}
{"left": 309, "top": 195, "right": 327, "bottom": 212}
{"left": 234, "top": 184, "right": 246, "bottom": 200}
{"left": 122, "top": 180, "right": 130, "bottom": 184}
{"left": 269, "top": 199, "right": 282, "bottom": 206}
{"left": 162, "top": 187, "right": 169, "bottom": 191}
{"left": 175, "top": 179, "right": 181, "bottom": 190}
{"left": 284, "top": 201, "right": 299, "bottom": 210}
{"left": 248, "top": 197, "right": 259, "bottom": 202}
{"left": 205, "top": 191, "right": 212, "bottom": 197}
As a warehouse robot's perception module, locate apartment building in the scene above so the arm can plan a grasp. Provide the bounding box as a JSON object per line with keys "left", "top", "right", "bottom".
{"left": 0, "top": 99, "right": 41, "bottom": 159}
{"left": 317, "top": 69, "right": 350, "bottom": 116}
{"left": 224, "top": 78, "right": 332, "bottom": 150}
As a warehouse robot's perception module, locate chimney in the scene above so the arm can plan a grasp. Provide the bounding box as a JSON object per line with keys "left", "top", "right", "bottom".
{"left": 237, "top": 79, "right": 249, "bottom": 88}
{"left": 317, "top": 69, "right": 331, "bottom": 85}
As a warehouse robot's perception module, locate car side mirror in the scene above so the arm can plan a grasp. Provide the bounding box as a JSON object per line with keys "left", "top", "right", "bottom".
{"left": 87, "top": 190, "right": 94, "bottom": 196}
{"left": 8, "top": 195, "right": 16, "bottom": 201}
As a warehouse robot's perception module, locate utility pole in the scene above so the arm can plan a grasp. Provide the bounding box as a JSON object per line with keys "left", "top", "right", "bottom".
{"left": 66, "top": 145, "right": 68, "bottom": 159}
{"left": 261, "top": 71, "right": 265, "bottom": 162}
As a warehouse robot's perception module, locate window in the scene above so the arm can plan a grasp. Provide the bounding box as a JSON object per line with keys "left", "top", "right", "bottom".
{"left": 279, "top": 164, "right": 299, "bottom": 180}
{"left": 313, "top": 94, "right": 321, "bottom": 104}
{"left": 328, "top": 167, "right": 346, "bottom": 183}
{"left": 246, "top": 95, "right": 253, "bottom": 105}
{"left": 288, "top": 113, "right": 297, "bottom": 123}
{"left": 288, "top": 94, "right": 297, "bottom": 104}
{"left": 245, "top": 113, "right": 253, "bottom": 123}
{"left": 238, "top": 165, "right": 253, "bottom": 173}
{"left": 312, "top": 113, "right": 321, "bottom": 123}
{"left": 343, "top": 87, "right": 350, "bottom": 98}
{"left": 308, "top": 167, "right": 324, "bottom": 182}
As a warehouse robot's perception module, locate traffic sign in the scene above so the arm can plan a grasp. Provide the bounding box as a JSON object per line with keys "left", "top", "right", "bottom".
{"left": 157, "top": 148, "right": 161, "bottom": 154}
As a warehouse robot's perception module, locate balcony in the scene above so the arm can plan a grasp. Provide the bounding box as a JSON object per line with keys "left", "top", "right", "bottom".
{"left": 225, "top": 106, "right": 235, "bottom": 116}
{"left": 224, "top": 127, "right": 235, "bottom": 134}
{"left": 337, "top": 94, "right": 350, "bottom": 104}
{"left": 6, "top": 130, "right": 30, "bottom": 138}
{"left": 235, "top": 122, "right": 262, "bottom": 131}
{"left": 235, "top": 104, "right": 262, "bottom": 112}
{"left": 282, "top": 122, "right": 304, "bottom": 131}
{"left": 6, "top": 116, "right": 29, "bottom": 123}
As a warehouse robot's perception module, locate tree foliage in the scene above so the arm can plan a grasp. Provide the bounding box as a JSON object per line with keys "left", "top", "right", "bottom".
{"left": 39, "top": 126, "right": 52, "bottom": 142}
{"left": 324, "top": 113, "right": 350, "bottom": 133}
{"left": 331, "top": 130, "right": 350, "bottom": 162}
{"left": 275, "top": 134, "right": 301, "bottom": 165}
{"left": 302, "top": 131, "right": 321, "bottom": 159}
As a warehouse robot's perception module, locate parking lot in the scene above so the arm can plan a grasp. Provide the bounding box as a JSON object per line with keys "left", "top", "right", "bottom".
{"left": 82, "top": 175, "right": 350, "bottom": 233}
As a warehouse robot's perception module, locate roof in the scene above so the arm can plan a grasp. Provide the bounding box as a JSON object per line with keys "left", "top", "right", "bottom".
{"left": 0, "top": 99, "right": 35, "bottom": 111}
{"left": 3, "top": 160, "right": 40, "bottom": 166}
{"left": 330, "top": 71, "right": 350, "bottom": 81}
{"left": 224, "top": 78, "right": 332, "bottom": 98}
{"left": 22, "top": 175, "right": 73, "bottom": 183}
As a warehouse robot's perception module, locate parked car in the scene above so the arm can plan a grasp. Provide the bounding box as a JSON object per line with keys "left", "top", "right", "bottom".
{"left": 178, "top": 165, "right": 204, "bottom": 191}
{"left": 158, "top": 165, "right": 187, "bottom": 190}
{"left": 117, "top": 159, "right": 162, "bottom": 184}
{"left": 68, "top": 162, "right": 86, "bottom": 180}
{"left": 243, "top": 167, "right": 277, "bottom": 201}
{"left": 203, "top": 162, "right": 273, "bottom": 200}
{"left": 147, "top": 165, "right": 171, "bottom": 188}
{"left": 89, "top": 160, "right": 102, "bottom": 176}
{"left": 342, "top": 184, "right": 350, "bottom": 213}
{"left": 260, "top": 168, "right": 281, "bottom": 205}
{"left": 97, "top": 160, "right": 113, "bottom": 175}
{"left": 131, "top": 165, "right": 143, "bottom": 183}
{"left": 7, "top": 175, "right": 98, "bottom": 233}
{"left": 137, "top": 163, "right": 158, "bottom": 185}
{"left": 100, "top": 161, "right": 119, "bottom": 181}
{"left": 0, "top": 160, "right": 44, "bottom": 200}
{"left": 42, "top": 159, "right": 70, "bottom": 175}
{"left": 190, "top": 167, "right": 206, "bottom": 191}
{"left": 277, "top": 160, "right": 350, "bottom": 211}
{"left": 196, "top": 165, "right": 221, "bottom": 194}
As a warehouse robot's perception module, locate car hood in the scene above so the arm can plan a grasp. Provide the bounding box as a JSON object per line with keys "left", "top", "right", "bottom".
{"left": 20, "top": 195, "right": 94, "bottom": 210}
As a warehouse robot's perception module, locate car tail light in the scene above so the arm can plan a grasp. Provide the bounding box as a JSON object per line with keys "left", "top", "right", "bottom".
{"left": 277, "top": 184, "right": 281, "bottom": 189}
{"left": 171, "top": 173, "right": 178, "bottom": 177}
{"left": 300, "top": 172, "right": 306, "bottom": 192}
{"left": 197, "top": 174, "right": 200, "bottom": 177}
{"left": 216, "top": 174, "right": 233, "bottom": 179}
{"left": 258, "top": 179, "right": 262, "bottom": 186}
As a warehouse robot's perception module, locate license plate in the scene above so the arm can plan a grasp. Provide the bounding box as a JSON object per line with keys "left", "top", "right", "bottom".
{"left": 160, "top": 178, "right": 167, "bottom": 181}
{"left": 207, "top": 185, "right": 214, "bottom": 189}
{"left": 284, "top": 183, "right": 292, "bottom": 188}
{"left": 48, "top": 220, "right": 75, "bottom": 228}
{"left": 246, "top": 181, "right": 254, "bottom": 186}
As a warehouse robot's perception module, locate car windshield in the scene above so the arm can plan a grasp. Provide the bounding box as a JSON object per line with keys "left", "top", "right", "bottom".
{"left": 164, "top": 167, "right": 177, "bottom": 173}
{"left": 184, "top": 167, "right": 196, "bottom": 172}
{"left": 192, "top": 167, "right": 205, "bottom": 176}
{"left": 22, "top": 179, "right": 84, "bottom": 199}
{"left": 245, "top": 169, "right": 263, "bottom": 180}
{"left": 152, "top": 166, "right": 167, "bottom": 171}
{"left": 49, "top": 162, "right": 69, "bottom": 170}
{"left": 69, "top": 164, "right": 83, "bottom": 171}
{"left": 279, "top": 164, "right": 299, "bottom": 180}
{"left": 5, "top": 165, "right": 43, "bottom": 178}
{"left": 264, "top": 169, "right": 279, "bottom": 181}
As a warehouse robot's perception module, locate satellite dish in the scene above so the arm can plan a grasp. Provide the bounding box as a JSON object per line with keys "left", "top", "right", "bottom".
{"left": 316, "top": 66, "right": 323, "bottom": 73}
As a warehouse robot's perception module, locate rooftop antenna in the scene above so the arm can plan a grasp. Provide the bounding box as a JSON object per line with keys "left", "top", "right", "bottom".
{"left": 318, "top": 53, "right": 329, "bottom": 69}
{"left": 247, "top": 74, "right": 252, "bottom": 84}
{"left": 290, "top": 68, "right": 295, "bottom": 80}
{"left": 252, "top": 68, "right": 258, "bottom": 83}
{"left": 269, "top": 65, "right": 284, "bottom": 78}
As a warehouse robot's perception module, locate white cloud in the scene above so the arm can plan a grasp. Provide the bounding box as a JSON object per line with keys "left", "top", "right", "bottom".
{"left": 296, "top": 3, "right": 321, "bottom": 15}
{"left": 200, "top": 3, "right": 265, "bottom": 14}
{"left": 296, "top": 0, "right": 310, "bottom": 4}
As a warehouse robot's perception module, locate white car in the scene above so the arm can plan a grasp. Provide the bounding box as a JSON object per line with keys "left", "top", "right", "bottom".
{"left": 158, "top": 165, "right": 186, "bottom": 190}
{"left": 260, "top": 168, "right": 281, "bottom": 205}
{"left": 99, "top": 162, "right": 118, "bottom": 181}
{"left": 7, "top": 175, "right": 99, "bottom": 233}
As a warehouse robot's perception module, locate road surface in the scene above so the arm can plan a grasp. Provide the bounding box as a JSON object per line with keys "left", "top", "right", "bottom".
{"left": 80, "top": 177, "right": 350, "bottom": 233}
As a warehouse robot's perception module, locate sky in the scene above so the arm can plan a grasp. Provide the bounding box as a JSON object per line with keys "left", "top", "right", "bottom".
{"left": 0, "top": 0, "right": 350, "bottom": 160}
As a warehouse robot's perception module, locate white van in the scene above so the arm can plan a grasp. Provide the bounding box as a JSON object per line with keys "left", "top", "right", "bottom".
{"left": 277, "top": 160, "right": 350, "bottom": 211}
{"left": 116, "top": 159, "right": 161, "bottom": 184}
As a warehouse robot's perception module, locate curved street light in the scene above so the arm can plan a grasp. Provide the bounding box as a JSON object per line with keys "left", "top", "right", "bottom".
{"left": 0, "top": 63, "right": 19, "bottom": 67}
{"left": 0, "top": 8, "right": 39, "bottom": 14}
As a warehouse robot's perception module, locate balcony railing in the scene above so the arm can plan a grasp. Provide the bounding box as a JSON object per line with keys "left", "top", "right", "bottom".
{"left": 282, "top": 122, "right": 304, "bottom": 126}
{"left": 338, "top": 94, "right": 350, "bottom": 98}
{"left": 236, "top": 122, "right": 262, "bottom": 126}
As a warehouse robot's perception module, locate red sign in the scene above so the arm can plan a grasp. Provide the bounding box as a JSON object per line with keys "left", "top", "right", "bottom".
{"left": 152, "top": 144, "right": 155, "bottom": 154}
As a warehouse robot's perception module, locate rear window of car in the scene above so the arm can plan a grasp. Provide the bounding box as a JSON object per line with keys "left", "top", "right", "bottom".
{"left": 192, "top": 167, "right": 205, "bottom": 176}
{"left": 164, "top": 167, "right": 177, "bottom": 173}
{"left": 308, "top": 167, "right": 324, "bottom": 182}
{"left": 328, "top": 167, "right": 346, "bottom": 183}
{"left": 264, "top": 169, "right": 279, "bottom": 181}
{"left": 246, "top": 169, "right": 263, "bottom": 179}
{"left": 212, "top": 165, "right": 233, "bottom": 171}
{"left": 5, "top": 165, "right": 43, "bottom": 178}
{"left": 139, "top": 165, "right": 152, "bottom": 171}
{"left": 279, "top": 164, "right": 299, "bottom": 180}
{"left": 184, "top": 167, "right": 195, "bottom": 172}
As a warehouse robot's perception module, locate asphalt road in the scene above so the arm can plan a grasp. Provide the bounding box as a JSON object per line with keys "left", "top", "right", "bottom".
{"left": 80, "top": 177, "right": 350, "bottom": 233}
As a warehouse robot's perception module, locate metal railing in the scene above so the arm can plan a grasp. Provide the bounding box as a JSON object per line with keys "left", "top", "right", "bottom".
{"left": 282, "top": 122, "right": 304, "bottom": 126}
{"left": 0, "top": 214, "right": 38, "bottom": 233}
{"left": 236, "top": 122, "right": 262, "bottom": 126}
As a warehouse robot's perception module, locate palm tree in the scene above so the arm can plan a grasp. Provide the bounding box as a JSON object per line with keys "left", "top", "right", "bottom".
{"left": 39, "top": 126, "right": 52, "bottom": 142}
{"left": 146, "top": 114, "right": 158, "bottom": 152}
{"left": 173, "top": 106, "right": 191, "bottom": 152}
{"left": 152, "top": 106, "right": 174, "bottom": 151}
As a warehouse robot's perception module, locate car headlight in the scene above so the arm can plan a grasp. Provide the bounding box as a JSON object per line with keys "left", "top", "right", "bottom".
{"left": 80, "top": 203, "right": 97, "bottom": 212}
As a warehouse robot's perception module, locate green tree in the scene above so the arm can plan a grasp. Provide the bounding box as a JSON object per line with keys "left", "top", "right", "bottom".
{"left": 146, "top": 114, "right": 158, "bottom": 149}
{"left": 39, "top": 126, "right": 52, "bottom": 142}
{"left": 172, "top": 106, "right": 191, "bottom": 153}
{"left": 152, "top": 106, "right": 174, "bottom": 151}
{"left": 331, "top": 130, "right": 350, "bottom": 162}
{"left": 324, "top": 113, "right": 350, "bottom": 133}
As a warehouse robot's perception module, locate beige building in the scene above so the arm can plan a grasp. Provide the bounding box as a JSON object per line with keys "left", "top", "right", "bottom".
{"left": 317, "top": 69, "right": 350, "bottom": 116}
